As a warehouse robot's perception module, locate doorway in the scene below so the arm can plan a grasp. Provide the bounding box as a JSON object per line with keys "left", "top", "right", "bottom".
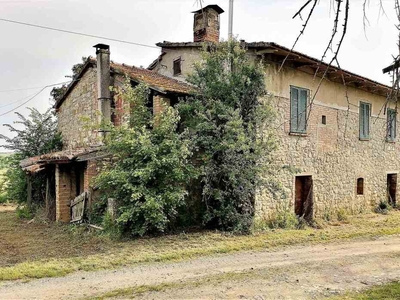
{"left": 295, "top": 176, "right": 313, "bottom": 221}
{"left": 387, "top": 174, "right": 397, "bottom": 207}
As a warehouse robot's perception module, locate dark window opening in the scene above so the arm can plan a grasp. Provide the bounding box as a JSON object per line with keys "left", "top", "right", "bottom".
{"left": 75, "top": 163, "right": 86, "bottom": 197}
{"left": 322, "top": 115, "right": 327, "bottom": 125}
{"left": 173, "top": 58, "right": 182, "bottom": 76}
{"left": 357, "top": 178, "right": 364, "bottom": 195}
{"left": 387, "top": 174, "right": 397, "bottom": 206}
{"left": 295, "top": 176, "right": 313, "bottom": 221}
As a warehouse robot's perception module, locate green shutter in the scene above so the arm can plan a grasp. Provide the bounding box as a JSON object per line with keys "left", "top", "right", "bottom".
{"left": 290, "top": 87, "right": 299, "bottom": 132}
{"left": 387, "top": 108, "right": 396, "bottom": 141}
{"left": 365, "top": 103, "right": 370, "bottom": 138}
{"left": 299, "top": 89, "right": 308, "bottom": 132}
{"left": 360, "top": 102, "right": 370, "bottom": 139}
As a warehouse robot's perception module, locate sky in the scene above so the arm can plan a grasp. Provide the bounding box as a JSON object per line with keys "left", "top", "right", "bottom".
{"left": 0, "top": 0, "right": 398, "bottom": 151}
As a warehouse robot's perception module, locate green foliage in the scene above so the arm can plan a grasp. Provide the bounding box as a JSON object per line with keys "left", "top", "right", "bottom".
{"left": 0, "top": 108, "right": 62, "bottom": 205}
{"left": 178, "top": 40, "right": 276, "bottom": 233}
{"left": 16, "top": 206, "right": 33, "bottom": 219}
{"left": 95, "top": 83, "right": 197, "bottom": 237}
{"left": 261, "top": 208, "right": 299, "bottom": 230}
{"left": 0, "top": 108, "right": 62, "bottom": 157}
{"left": 1, "top": 154, "right": 27, "bottom": 204}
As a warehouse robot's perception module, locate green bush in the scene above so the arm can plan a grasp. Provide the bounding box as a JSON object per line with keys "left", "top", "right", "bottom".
{"left": 95, "top": 83, "right": 197, "bottom": 237}
{"left": 178, "top": 40, "right": 276, "bottom": 233}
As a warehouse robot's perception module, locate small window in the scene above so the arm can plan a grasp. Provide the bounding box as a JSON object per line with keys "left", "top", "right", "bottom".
{"left": 290, "top": 86, "right": 309, "bottom": 133}
{"left": 357, "top": 178, "right": 364, "bottom": 195}
{"left": 387, "top": 108, "right": 396, "bottom": 142}
{"left": 173, "top": 58, "right": 182, "bottom": 76}
{"left": 322, "top": 115, "right": 327, "bottom": 125}
{"left": 359, "top": 102, "right": 371, "bottom": 140}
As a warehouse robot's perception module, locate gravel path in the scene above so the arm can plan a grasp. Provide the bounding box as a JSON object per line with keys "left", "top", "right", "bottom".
{"left": 1, "top": 236, "right": 400, "bottom": 299}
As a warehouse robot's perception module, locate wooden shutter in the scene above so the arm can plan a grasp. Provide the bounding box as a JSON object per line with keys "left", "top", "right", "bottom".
{"left": 387, "top": 108, "right": 396, "bottom": 141}
{"left": 290, "top": 87, "right": 299, "bottom": 132}
{"left": 365, "top": 103, "right": 370, "bottom": 138}
{"left": 360, "top": 102, "right": 370, "bottom": 139}
{"left": 298, "top": 89, "right": 308, "bottom": 132}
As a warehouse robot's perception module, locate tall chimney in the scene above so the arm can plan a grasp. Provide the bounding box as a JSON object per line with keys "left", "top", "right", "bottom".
{"left": 93, "top": 43, "right": 111, "bottom": 126}
{"left": 192, "top": 5, "right": 224, "bottom": 43}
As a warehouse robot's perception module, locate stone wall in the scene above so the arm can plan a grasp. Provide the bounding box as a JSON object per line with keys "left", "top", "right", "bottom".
{"left": 57, "top": 67, "right": 101, "bottom": 149}
{"left": 255, "top": 63, "right": 399, "bottom": 220}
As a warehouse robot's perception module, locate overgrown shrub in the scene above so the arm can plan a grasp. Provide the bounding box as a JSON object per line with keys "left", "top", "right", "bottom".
{"left": 95, "top": 83, "right": 197, "bottom": 237}
{"left": 178, "top": 40, "right": 276, "bottom": 233}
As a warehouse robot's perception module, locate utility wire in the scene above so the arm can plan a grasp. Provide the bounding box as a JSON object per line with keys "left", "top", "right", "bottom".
{"left": 0, "top": 91, "right": 39, "bottom": 109}
{"left": 0, "top": 81, "right": 71, "bottom": 93}
{"left": 0, "top": 81, "right": 71, "bottom": 117}
{"left": 0, "top": 17, "right": 160, "bottom": 49}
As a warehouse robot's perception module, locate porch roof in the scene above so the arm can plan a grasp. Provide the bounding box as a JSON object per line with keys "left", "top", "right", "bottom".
{"left": 20, "top": 148, "right": 103, "bottom": 173}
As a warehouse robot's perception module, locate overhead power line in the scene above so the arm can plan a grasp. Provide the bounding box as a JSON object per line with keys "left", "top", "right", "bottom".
{"left": 0, "top": 81, "right": 71, "bottom": 117}
{"left": 0, "top": 81, "right": 71, "bottom": 93}
{"left": 0, "top": 17, "right": 160, "bottom": 49}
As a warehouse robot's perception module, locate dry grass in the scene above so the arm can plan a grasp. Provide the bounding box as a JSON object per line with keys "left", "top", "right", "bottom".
{"left": 329, "top": 282, "right": 400, "bottom": 299}
{"left": 1, "top": 208, "right": 400, "bottom": 281}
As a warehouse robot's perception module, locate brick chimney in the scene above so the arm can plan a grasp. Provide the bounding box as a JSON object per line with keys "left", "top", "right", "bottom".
{"left": 192, "top": 5, "right": 224, "bottom": 43}
{"left": 93, "top": 43, "right": 111, "bottom": 126}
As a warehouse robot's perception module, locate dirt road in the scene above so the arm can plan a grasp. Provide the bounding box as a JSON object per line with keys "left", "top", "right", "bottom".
{"left": 1, "top": 236, "right": 400, "bottom": 299}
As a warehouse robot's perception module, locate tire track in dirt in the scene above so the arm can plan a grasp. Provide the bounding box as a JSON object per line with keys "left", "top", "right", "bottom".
{"left": 1, "top": 236, "right": 400, "bottom": 299}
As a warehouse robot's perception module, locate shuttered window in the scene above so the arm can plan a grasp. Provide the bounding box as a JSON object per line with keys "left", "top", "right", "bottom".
{"left": 359, "top": 102, "right": 371, "bottom": 140}
{"left": 387, "top": 108, "right": 396, "bottom": 142}
{"left": 290, "top": 86, "right": 308, "bottom": 133}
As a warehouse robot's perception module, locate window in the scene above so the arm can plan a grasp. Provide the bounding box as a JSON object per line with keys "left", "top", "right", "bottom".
{"left": 173, "top": 57, "right": 182, "bottom": 76}
{"left": 322, "top": 115, "right": 327, "bottom": 125}
{"left": 290, "top": 86, "right": 308, "bottom": 133}
{"left": 357, "top": 178, "right": 364, "bottom": 195}
{"left": 359, "top": 102, "right": 371, "bottom": 140}
{"left": 387, "top": 108, "right": 396, "bottom": 142}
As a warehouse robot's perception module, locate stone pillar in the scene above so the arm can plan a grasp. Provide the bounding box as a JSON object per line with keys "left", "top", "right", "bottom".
{"left": 55, "top": 164, "right": 73, "bottom": 222}
{"left": 84, "top": 161, "right": 97, "bottom": 191}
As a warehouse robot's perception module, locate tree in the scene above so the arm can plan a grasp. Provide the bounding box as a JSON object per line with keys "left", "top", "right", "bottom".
{"left": 95, "top": 83, "right": 197, "bottom": 237}
{"left": 0, "top": 108, "right": 62, "bottom": 205}
{"left": 178, "top": 41, "right": 276, "bottom": 233}
{"left": 0, "top": 108, "right": 62, "bottom": 157}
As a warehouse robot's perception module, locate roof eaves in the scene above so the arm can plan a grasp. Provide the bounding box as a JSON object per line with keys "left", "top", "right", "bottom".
{"left": 54, "top": 58, "right": 95, "bottom": 109}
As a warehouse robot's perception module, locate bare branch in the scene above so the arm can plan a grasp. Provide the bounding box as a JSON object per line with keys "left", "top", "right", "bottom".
{"left": 279, "top": 0, "right": 318, "bottom": 73}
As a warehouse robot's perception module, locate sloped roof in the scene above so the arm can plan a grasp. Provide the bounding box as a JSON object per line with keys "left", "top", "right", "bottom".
{"left": 55, "top": 57, "right": 193, "bottom": 109}
{"left": 110, "top": 60, "right": 193, "bottom": 94}
{"left": 156, "top": 41, "right": 391, "bottom": 97}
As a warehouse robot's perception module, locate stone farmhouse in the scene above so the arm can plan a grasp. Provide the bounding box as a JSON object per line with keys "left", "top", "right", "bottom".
{"left": 21, "top": 4, "right": 396, "bottom": 223}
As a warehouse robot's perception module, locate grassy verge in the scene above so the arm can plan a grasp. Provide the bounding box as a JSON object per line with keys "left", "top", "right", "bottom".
{"left": 330, "top": 282, "right": 400, "bottom": 299}
{"left": 2, "top": 210, "right": 400, "bottom": 282}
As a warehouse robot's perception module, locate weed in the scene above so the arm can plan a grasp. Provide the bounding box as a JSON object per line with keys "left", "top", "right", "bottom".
{"left": 337, "top": 209, "right": 349, "bottom": 222}
{"left": 16, "top": 206, "right": 32, "bottom": 219}
{"left": 375, "top": 201, "right": 390, "bottom": 215}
